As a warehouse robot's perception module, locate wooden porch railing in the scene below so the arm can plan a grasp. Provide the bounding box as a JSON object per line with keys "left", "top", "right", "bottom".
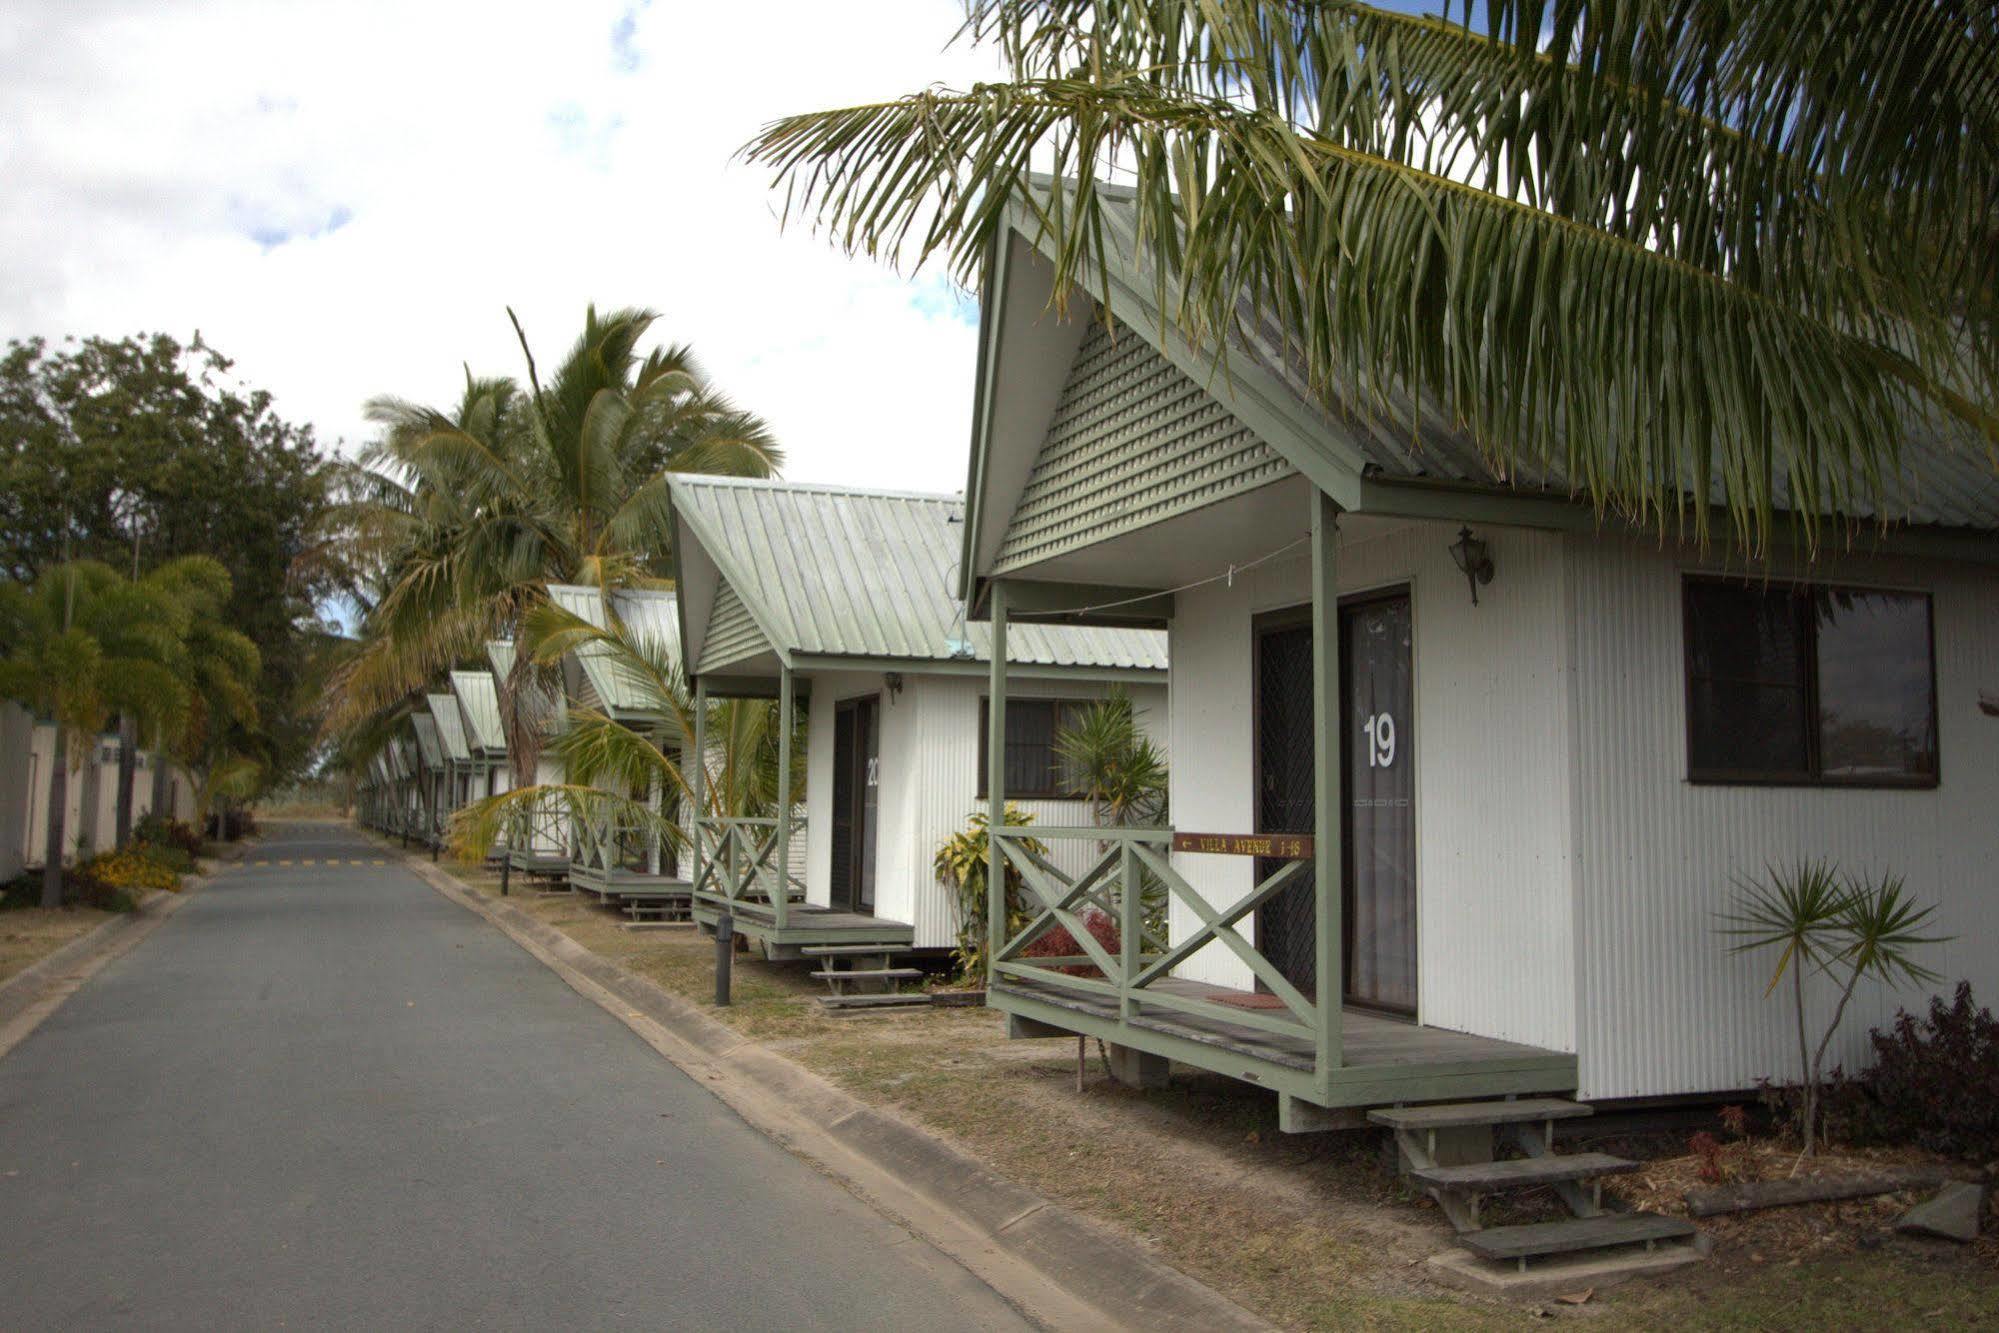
{"left": 694, "top": 814, "right": 804, "bottom": 928}
{"left": 989, "top": 826, "right": 1318, "bottom": 1051}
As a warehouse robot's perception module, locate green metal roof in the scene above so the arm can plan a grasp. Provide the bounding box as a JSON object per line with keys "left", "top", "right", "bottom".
{"left": 411, "top": 713, "right": 443, "bottom": 769}
{"left": 544, "top": 585, "right": 680, "bottom": 719}
{"left": 669, "top": 476, "right": 1169, "bottom": 673}
{"left": 486, "top": 638, "right": 563, "bottom": 735}
{"left": 448, "top": 670, "right": 506, "bottom": 754}
{"left": 426, "top": 692, "right": 471, "bottom": 762}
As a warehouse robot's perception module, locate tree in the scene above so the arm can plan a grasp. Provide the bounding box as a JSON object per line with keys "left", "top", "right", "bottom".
{"left": 0, "top": 333, "right": 334, "bottom": 793}
{"left": 743, "top": 0, "right": 1996, "bottom": 547}
{"left": 0, "top": 561, "right": 196, "bottom": 906}
{"left": 1721, "top": 862, "right": 1950, "bottom": 1157}
{"left": 326, "top": 307, "right": 782, "bottom": 790}
{"left": 1054, "top": 687, "right": 1168, "bottom": 828}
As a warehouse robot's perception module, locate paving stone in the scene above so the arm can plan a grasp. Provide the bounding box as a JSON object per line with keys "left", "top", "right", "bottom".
{"left": 1896, "top": 1181, "right": 1986, "bottom": 1243}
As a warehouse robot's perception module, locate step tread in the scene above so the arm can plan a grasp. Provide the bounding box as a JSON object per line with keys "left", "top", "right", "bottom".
{"left": 1456, "top": 1212, "right": 1697, "bottom": 1262}
{"left": 799, "top": 944, "right": 909, "bottom": 957}
{"left": 1369, "top": 1098, "right": 1591, "bottom": 1131}
{"left": 816, "top": 993, "right": 934, "bottom": 1010}
{"left": 811, "top": 968, "right": 925, "bottom": 981}
{"left": 1408, "top": 1152, "right": 1639, "bottom": 1191}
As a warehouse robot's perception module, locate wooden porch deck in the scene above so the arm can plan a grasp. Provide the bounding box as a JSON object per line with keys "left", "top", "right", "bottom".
{"left": 691, "top": 894, "right": 915, "bottom": 960}
{"left": 994, "top": 974, "right": 1577, "bottom": 1111}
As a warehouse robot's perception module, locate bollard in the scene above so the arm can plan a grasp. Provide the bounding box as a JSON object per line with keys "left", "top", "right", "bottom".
{"left": 714, "top": 911, "right": 734, "bottom": 1006}
{"left": 499, "top": 856, "right": 511, "bottom": 897}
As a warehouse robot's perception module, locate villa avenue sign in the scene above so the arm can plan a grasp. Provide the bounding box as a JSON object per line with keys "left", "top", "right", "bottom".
{"left": 1170, "top": 832, "right": 1314, "bottom": 860}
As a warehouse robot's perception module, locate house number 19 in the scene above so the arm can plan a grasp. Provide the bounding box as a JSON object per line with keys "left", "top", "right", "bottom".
{"left": 1364, "top": 713, "right": 1397, "bottom": 768}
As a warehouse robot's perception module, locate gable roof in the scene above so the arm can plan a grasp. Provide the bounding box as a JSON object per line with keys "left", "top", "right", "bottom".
{"left": 486, "top": 638, "right": 564, "bottom": 735}
{"left": 544, "top": 584, "right": 680, "bottom": 720}
{"left": 426, "top": 692, "right": 471, "bottom": 762}
{"left": 448, "top": 669, "right": 506, "bottom": 754}
{"left": 668, "top": 475, "right": 1169, "bottom": 679}
{"left": 410, "top": 713, "right": 443, "bottom": 769}
{"left": 961, "top": 183, "right": 1999, "bottom": 593}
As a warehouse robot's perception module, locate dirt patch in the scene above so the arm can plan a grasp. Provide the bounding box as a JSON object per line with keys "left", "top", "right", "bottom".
{"left": 0, "top": 906, "right": 118, "bottom": 986}
{"left": 427, "top": 851, "right": 1999, "bottom": 1330}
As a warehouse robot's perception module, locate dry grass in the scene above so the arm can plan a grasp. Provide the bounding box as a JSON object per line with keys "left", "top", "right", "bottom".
{"left": 426, "top": 849, "right": 1999, "bottom": 1330}
{"left": 0, "top": 906, "right": 117, "bottom": 986}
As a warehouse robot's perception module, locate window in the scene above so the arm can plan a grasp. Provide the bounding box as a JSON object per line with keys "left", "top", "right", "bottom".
{"left": 977, "top": 699, "right": 1087, "bottom": 798}
{"left": 1683, "top": 578, "right": 1937, "bottom": 786}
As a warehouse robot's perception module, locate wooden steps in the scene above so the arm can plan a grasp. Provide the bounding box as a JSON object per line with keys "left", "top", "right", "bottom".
{"left": 801, "top": 944, "right": 911, "bottom": 958}
{"left": 816, "top": 992, "right": 934, "bottom": 1013}
{"left": 1370, "top": 1098, "right": 1590, "bottom": 1131}
{"left": 810, "top": 967, "right": 923, "bottom": 984}
{"left": 1455, "top": 1213, "right": 1696, "bottom": 1264}
{"left": 1406, "top": 1152, "right": 1640, "bottom": 1191}
{"left": 800, "top": 942, "right": 921, "bottom": 999}
{"left": 1380, "top": 1096, "right": 1702, "bottom": 1277}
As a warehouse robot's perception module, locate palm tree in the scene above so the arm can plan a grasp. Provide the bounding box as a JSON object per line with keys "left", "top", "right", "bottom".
{"left": 743, "top": 0, "right": 1995, "bottom": 547}
{"left": 0, "top": 561, "right": 195, "bottom": 905}
{"left": 327, "top": 308, "right": 782, "bottom": 788}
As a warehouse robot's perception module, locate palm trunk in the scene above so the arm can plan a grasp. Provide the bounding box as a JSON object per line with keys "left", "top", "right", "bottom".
{"left": 115, "top": 715, "right": 137, "bottom": 848}
{"left": 41, "top": 732, "right": 67, "bottom": 909}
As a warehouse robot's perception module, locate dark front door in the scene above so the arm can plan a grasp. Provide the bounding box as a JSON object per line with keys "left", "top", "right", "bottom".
{"left": 1254, "top": 617, "right": 1318, "bottom": 996}
{"left": 830, "top": 696, "right": 879, "bottom": 914}
{"left": 1253, "top": 591, "right": 1417, "bottom": 1013}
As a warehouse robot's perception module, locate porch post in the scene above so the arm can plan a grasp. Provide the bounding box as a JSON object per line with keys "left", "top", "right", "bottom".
{"left": 1311, "top": 488, "right": 1345, "bottom": 1081}
{"left": 774, "top": 664, "right": 793, "bottom": 930}
{"left": 986, "top": 580, "right": 1008, "bottom": 974}
{"left": 691, "top": 680, "right": 707, "bottom": 892}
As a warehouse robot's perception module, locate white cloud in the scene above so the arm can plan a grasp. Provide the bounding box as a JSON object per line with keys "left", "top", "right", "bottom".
{"left": 0, "top": 0, "right": 1000, "bottom": 493}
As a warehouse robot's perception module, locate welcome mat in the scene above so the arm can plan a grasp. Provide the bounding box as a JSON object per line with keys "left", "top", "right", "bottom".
{"left": 1207, "top": 991, "right": 1290, "bottom": 1010}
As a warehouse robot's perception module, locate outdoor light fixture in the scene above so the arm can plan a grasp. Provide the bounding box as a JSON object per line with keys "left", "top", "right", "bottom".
{"left": 1449, "top": 526, "right": 1495, "bottom": 605}
{"left": 885, "top": 671, "right": 905, "bottom": 700}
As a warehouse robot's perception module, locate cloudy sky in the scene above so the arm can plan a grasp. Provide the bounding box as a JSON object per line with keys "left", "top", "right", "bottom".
{"left": 0, "top": 1, "right": 1001, "bottom": 492}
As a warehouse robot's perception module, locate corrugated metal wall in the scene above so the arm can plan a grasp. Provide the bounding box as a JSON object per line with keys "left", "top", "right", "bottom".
{"left": 0, "top": 703, "right": 31, "bottom": 880}
{"left": 994, "top": 315, "right": 1295, "bottom": 575}
{"left": 1569, "top": 536, "right": 1999, "bottom": 1100}
{"left": 1165, "top": 518, "right": 1579, "bottom": 1054}
{"left": 803, "top": 670, "right": 1167, "bottom": 950}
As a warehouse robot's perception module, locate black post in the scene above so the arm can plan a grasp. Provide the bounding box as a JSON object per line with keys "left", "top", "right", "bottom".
{"left": 500, "top": 854, "right": 511, "bottom": 897}
{"left": 714, "top": 911, "right": 734, "bottom": 1006}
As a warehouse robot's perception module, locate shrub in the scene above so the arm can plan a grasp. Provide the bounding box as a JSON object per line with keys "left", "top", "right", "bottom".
{"left": 132, "top": 842, "right": 194, "bottom": 876}
{"left": 1020, "top": 908, "right": 1122, "bottom": 977}
{"left": 1827, "top": 982, "right": 1999, "bottom": 1161}
{"left": 80, "top": 848, "right": 182, "bottom": 895}
{"left": 135, "top": 814, "right": 203, "bottom": 859}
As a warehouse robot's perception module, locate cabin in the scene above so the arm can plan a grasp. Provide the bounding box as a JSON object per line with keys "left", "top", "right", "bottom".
{"left": 409, "top": 712, "right": 448, "bottom": 852}
{"left": 14, "top": 721, "right": 198, "bottom": 865}
{"left": 542, "top": 584, "right": 692, "bottom": 917}
{"left": 425, "top": 691, "right": 476, "bottom": 817}
{"left": 957, "top": 190, "right": 1999, "bottom": 1138}
{"left": 487, "top": 639, "right": 569, "bottom": 881}
{"left": 668, "top": 475, "right": 1168, "bottom": 976}
{"left": 448, "top": 668, "right": 510, "bottom": 859}
{"left": 0, "top": 703, "right": 32, "bottom": 880}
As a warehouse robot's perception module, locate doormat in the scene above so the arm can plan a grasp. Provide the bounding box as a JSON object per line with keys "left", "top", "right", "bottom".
{"left": 1208, "top": 992, "right": 1290, "bottom": 1010}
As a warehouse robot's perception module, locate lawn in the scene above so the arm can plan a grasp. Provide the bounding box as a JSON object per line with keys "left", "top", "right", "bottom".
{"left": 0, "top": 906, "right": 118, "bottom": 987}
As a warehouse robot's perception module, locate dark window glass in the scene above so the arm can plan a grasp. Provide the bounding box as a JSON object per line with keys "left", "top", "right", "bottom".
{"left": 1814, "top": 590, "right": 1938, "bottom": 781}
{"left": 1683, "top": 579, "right": 1936, "bottom": 787}
{"left": 977, "top": 699, "right": 1084, "bottom": 798}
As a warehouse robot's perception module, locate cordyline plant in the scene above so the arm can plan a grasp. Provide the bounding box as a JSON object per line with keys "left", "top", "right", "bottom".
{"left": 743, "top": 1, "right": 1997, "bottom": 552}
{"left": 1720, "top": 862, "right": 1951, "bottom": 1159}
{"left": 935, "top": 805, "right": 1046, "bottom": 981}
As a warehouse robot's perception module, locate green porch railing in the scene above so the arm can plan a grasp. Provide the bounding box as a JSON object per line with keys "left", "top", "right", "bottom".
{"left": 988, "top": 825, "right": 1318, "bottom": 1050}
{"left": 694, "top": 814, "right": 805, "bottom": 928}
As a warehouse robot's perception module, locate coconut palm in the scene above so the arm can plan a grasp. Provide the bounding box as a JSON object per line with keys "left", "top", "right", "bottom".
{"left": 327, "top": 308, "right": 782, "bottom": 787}
{"left": 0, "top": 561, "right": 199, "bottom": 905}
{"left": 744, "top": 0, "right": 1996, "bottom": 547}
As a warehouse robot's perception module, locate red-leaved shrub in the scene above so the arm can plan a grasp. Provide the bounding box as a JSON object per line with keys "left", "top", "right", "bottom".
{"left": 1020, "top": 908, "right": 1122, "bottom": 977}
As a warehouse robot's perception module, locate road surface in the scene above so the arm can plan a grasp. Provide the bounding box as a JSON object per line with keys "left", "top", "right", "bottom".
{"left": 0, "top": 821, "right": 1028, "bottom": 1330}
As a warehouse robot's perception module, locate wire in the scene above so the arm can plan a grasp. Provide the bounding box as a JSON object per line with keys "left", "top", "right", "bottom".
{"left": 1032, "top": 534, "right": 1311, "bottom": 618}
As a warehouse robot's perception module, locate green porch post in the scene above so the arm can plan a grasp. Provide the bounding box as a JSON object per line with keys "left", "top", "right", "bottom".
{"left": 1311, "top": 488, "right": 1345, "bottom": 1082}
{"left": 774, "top": 664, "right": 793, "bottom": 930}
{"left": 691, "top": 680, "right": 707, "bottom": 890}
{"left": 986, "top": 580, "right": 1008, "bottom": 975}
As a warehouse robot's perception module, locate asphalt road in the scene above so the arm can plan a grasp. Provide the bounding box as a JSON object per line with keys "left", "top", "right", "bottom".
{"left": 0, "top": 821, "right": 1029, "bottom": 1331}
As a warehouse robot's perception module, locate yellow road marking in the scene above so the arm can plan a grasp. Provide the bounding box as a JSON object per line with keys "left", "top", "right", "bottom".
{"left": 278, "top": 859, "right": 292, "bottom": 867}
{"left": 351, "top": 859, "right": 364, "bottom": 866}
{"left": 301, "top": 859, "right": 315, "bottom": 866}
{"left": 372, "top": 859, "right": 386, "bottom": 866}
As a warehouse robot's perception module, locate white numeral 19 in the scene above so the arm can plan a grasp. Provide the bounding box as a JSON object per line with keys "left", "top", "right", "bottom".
{"left": 1364, "top": 713, "right": 1397, "bottom": 768}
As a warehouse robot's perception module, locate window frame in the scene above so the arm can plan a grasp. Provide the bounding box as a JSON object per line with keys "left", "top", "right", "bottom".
{"left": 1680, "top": 574, "right": 1940, "bottom": 790}
{"left": 976, "top": 696, "right": 1091, "bottom": 800}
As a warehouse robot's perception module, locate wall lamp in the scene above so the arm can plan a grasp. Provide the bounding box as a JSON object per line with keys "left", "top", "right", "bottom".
{"left": 885, "top": 672, "right": 905, "bottom": 700}
{"left": 1449, "top": 526, "right": 1496, "bottom": 605}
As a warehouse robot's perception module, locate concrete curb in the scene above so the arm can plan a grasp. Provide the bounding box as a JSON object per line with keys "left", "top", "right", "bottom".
{"left": 410, "top": 857, "right": 1273, "bottom": 1333}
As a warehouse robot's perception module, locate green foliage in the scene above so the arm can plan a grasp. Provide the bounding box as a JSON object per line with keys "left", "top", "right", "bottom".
{"left": 134, "top": 814, "right": 203, "bottom": 859}
{"left": 934, "top": 805, "right": 1045, "bottom": 982}
{"left": 1721, "top": 862, "right": 1951, "bottom": 1154}
{"left": 1822, "top": 982, "right": 1999, "bottom": 1161}
{"left": 743, "top": 0, "right": 1996, "bottom": 549}
{"left": 0, "top": 332, "right": 333, "bottom": 786}
{"left": 1052, "top": 687, "right": 1167, "bottom": 828}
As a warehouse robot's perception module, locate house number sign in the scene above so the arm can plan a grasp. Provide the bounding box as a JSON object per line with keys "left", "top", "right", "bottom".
{"left": 1171, "top": 832, "right": 1314, "bottom": 859}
